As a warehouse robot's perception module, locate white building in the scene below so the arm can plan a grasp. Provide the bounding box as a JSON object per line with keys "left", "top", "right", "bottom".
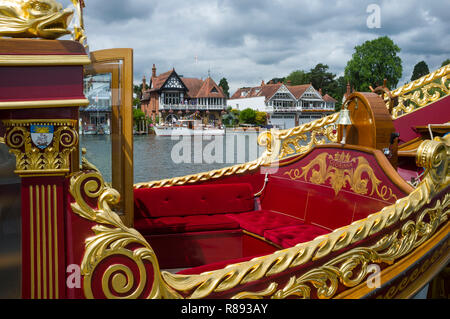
{"left": 228, "top": 81, "right": 336, "bottom": 129}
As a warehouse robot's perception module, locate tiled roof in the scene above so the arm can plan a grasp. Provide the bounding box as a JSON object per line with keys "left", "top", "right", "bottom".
{"left": 141, "top": 69, "right": 225, "bottom": 99}
{"left": 230, "top": 83, "right": 282, "bottom": 100}
{"left": 149, "top": 70, "right": 173, "bottom": 92}
{"left": 322, "top": 94, "right": 337, "bottom": 102}
{"left": 230, "top": 83, "right": 337, "bottom": 103}
{"left": 288, "top": 84, "right": 311, "bottom": 99}
{"left": 181, "top": 77, "right": 203, "bottom": 98}
{"left": 196, "top": 77, "right": 226, "bottom": 98}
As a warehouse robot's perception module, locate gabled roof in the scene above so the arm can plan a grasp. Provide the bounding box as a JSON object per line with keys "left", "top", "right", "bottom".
{"left": 196, "top": 77, "right": 226, "bottom": 98}
{"left": 142, "top": 68, "right": 226, "bottom": 100}
{"left": 181, "top": 77, "right": 203, "bottom": 98}
{"left": 288, "top": 84, "right": 312, "bottom": 99}
{"left": 230, "top": 83, "right": 315, "bottom": 102}
{"left": 230, "top": 83, "right": 283, "bottom": 101}
{"left": 323, "top": 94, "right": 337, "bottom": 103}
{"left": 149, "top": 70, "right": 173, "bottom": 92}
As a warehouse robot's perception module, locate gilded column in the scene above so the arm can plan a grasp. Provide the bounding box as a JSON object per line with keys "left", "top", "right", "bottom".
{"left": 2, "top": 120, "right": 78, "bottom": 299}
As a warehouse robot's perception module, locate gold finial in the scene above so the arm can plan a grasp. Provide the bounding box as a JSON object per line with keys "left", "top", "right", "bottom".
{"left": 0, "top": 0, "right": 74, "bottom": 39}
{"left": 70, "top": 0, "right": 88, "bottom": 48}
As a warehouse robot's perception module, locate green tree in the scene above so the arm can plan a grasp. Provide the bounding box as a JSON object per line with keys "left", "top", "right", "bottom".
{"left": 222, "top": 108, "right": 239, "bottom": 126}
{"left": 441, "top": 59, "right": 450, "bottom": 67}
{"left": 331, "top": 76, "right": 348, "bottom": 111}
{"left": 308, "top": 63, "right": 336, "bottom": 92}
{"left": 268, "top": 77, "right": 285, "bottom": 84}
{"left": 285, "top": 70, "right": 309, "bottom": 86}
{"left": 218, "top": 78, "right": 230, "bottom": 98}
{"left": 133, "top": 84, "right": 143, "bottom": 107}
{"left": 255, "top": 111, "right": 267, "bottom": 126}
{"left": 344, "top": 36, "right": 402, "bottom": 91}
{"left": 411, "top": 61, "right": 430, "bottom": 81}
{"left": 239, "top": 108, "right": 256, "bottom": 124}
{"left": 133, "top": 107, "right": 146, "bottom": 122}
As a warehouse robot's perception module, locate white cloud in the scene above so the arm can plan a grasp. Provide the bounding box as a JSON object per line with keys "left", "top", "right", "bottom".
{"left": 59, "top": 0, "right": 450, "bottom": 95}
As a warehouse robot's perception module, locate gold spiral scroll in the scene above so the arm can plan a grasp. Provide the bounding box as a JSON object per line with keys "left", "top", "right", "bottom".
{"left": 69, "top": 171, "right": 179, "bottom": 299}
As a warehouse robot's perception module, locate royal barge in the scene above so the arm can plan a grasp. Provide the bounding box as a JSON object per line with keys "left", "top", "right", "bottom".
{"left": 0, "top": 0, "right": 448, "bottom": 299}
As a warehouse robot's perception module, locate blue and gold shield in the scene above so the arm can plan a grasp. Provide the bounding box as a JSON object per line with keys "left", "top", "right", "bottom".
{"left": 31, "top": 125, "right": 54, "bottom": 149}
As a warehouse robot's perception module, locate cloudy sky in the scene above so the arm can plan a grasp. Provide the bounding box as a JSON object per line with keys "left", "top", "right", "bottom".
{"left": 61, "top": 0, "right": 450, "bottom": 95}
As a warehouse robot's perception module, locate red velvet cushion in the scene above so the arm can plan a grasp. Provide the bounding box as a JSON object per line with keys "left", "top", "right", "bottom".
{"left": 226, "top": 210, "right": 304, "bottom": 236}
{"left": 264, "top": 224, "right": 330, "bottom": 248}
{"left": 134, "top": 214, "right": 240, "bottom": 235}
{"left": 134, "top": 183, "right": 254, "bottom": 218}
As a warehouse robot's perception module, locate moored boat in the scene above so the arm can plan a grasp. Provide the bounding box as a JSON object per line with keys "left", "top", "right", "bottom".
{"left": 154, "top": 120, "right": 225, "bottom": 136}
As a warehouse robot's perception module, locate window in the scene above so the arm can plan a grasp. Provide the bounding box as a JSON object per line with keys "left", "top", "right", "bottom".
{"left": 164, "top": 92, "right": 181, "bottom": 105}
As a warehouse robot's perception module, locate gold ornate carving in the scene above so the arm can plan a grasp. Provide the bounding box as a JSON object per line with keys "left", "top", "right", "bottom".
{"left": 390, "top": 65, "right": 450, "bottom": 119}
{"left": 283, "top": 151, "right": 397, "bottom": 201}
{"left": 0, "top": 0, "right": 74, "bottom": 39}
{"left": 273, "top": 113, "right": 339, "bottom": 159}
{"left": 70, "top": 0, "right": 87, "bottom": 47}
{"left": 69, "top": 171, "right": 179, "bottom": 299}
{"left": 2, "top": 119, "right": 78, "bottom": 176}
{"left": 71, "top": 136, "right": 449, "bottom": 299}
{"left": 161, "top": 136, "right": 449, "bottom": 299}
{"left": 376, "top": 237, "right": 449, "bottom": 299}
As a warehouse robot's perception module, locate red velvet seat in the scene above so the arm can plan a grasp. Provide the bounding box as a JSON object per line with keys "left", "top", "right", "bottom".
{"left": 264, "top": 224, "right": 330, "bottom": 249}
{"left": 226, "top": 210, "right": 305, "bottom": 236}
{"left": 134, "top": 183, "right": 254, "bottom": 219}
{"left": 134, "top": 214, "right": 240, "bottom": 235}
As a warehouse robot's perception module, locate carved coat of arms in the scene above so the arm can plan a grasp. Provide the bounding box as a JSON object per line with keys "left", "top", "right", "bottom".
{"left": 31, "top": 124, "right": 54, "bottom": 149}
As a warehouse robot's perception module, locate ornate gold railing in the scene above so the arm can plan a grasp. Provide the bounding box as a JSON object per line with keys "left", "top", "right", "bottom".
{"left": 270, "top": 112, "right": 339, "bottom": 159}
{"left": 390, "top": 64, "right": 450, "bottom": 119}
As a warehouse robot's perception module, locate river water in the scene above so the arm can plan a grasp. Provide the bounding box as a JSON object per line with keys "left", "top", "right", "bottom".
{"left": 81, "top": 131, "right": 266, "bottom": 183}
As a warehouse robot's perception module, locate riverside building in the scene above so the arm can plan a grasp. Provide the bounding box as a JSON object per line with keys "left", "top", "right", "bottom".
{"left": 140, "top": 65, "right": 227, "bottom": 126}
{"left": 228, "top": 81, "right": 336, "bottom": 129}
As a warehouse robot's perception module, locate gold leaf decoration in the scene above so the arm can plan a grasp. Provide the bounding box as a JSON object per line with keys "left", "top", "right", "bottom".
{"left": 283, "top": 151, "right": 397, "bottom": 201}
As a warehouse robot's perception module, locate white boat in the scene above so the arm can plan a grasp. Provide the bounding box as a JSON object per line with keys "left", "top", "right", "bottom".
{"left": 154, "top": 120, "right": 225, "bottom": 136}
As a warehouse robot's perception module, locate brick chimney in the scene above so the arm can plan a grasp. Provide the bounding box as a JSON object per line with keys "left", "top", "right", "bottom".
{"left": 152, "top": 64, "right": 156, "bottom": 77}
{"left": 287, "top": 80, "right": 292, "bottom": 86}
{"left": 142, "top": 75, "right": 147, "bottom": 92}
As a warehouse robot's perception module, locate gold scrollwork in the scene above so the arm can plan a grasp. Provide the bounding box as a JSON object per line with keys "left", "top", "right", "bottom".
{"left": 73, "top": 136, "right": 448, "bottom": 299}
{"left": 275, "top": 113, "right": 339, "bottom": 159}
{"left": 69, "top": 171, "right": 179, "bottom": 299}
{"left": 283, "top": 151, "right": 398, "bottom": 201}
{"left": 161, "top": 137, "right": 449, "bottom": 299}
{"left": 2, "top": 119, "right": 78, "bottom": 176}
{"left": 390, "top": 65, "right": 450, "bottom": 119}
{"left": 232, "top": 193, "right": 449, "bottom": 299}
